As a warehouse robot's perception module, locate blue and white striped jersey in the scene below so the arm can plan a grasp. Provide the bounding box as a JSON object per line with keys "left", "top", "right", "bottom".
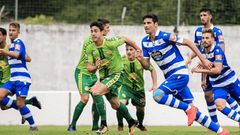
{"left": 194, "top": 24, "right": 224, "bottom": 47}
{"left": 200, "top": 45, "right": 237, "bottom": 88}
{"left": 141, "top": 30, "right": 188, "bottom": 79}
{"left": 9, "top": 38, "right": 31, "bottom": 83}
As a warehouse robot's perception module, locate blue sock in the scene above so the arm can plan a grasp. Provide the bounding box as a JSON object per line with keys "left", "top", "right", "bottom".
{"left": 221, "top": 106, "right": 240, "bottom": 122}
{"left": 227, "top": 97, "right": 240, "bottom": 113}
{"left": 206, "top": 101, "right": 218, "bottom": 123}
{"left": 0, "top": 97, "right": 18, "bottom": 109}
{"left": 195, "top": 111, "right": 222, "bottom": 133}
{"left": 20, "top": 106, "right": 36, "bottom": 127}
{"left": 153, "top": 91, "right": 189, "bottom": 111}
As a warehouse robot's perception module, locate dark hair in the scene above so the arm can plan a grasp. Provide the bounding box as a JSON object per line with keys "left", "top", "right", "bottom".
{"left": 0, "top": 27, "right": 7, "bottom": 36}
{"left": 9, "top": 22, "right": 20, "bottom": 30}
{"left": 202, "top": 29, "right": 214, "bottom": 38}
{"left": 90, "top": 21, "right": 104, "bottom": 31}
{"left": 97, "top": 18, "right": 110, "bottom": 25}
{"left": 200, "top": 8, "right": 213, "bottom": 16}
{"left": 142, "top": 14, "right": 158, "bottom": 23}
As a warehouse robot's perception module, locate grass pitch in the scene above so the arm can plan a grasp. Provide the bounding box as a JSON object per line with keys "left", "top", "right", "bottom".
{"left": 0, "top": 125, "right": 239, "bottom": 135}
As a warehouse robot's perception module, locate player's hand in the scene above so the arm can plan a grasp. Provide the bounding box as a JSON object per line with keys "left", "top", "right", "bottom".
{"left": 95, "top": 58, "right": 101, "bottom": 69}
{"left": 136, "top": 50, "right": 143, "bottom": 61}
{"left": 191, "top": 67, "right": 200, "bottom": 73}
{"left": 201, "top": 80, "right": 207, "bottom": 90}
{"left": 201, "top": 59, "right": 213, "bottom": 70}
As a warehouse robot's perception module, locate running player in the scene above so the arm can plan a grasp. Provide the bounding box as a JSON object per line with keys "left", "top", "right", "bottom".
{"left": 137, "top": 14, "right": 229, "bottom": 135}
{"left": 0, "top": 23, "right": 38, "bottom": 131}
{"left": 186, "top": 8, "right": 240, "bottom": 125}
{"left": 192, "top": 29, "right": 240, "bottom": 126}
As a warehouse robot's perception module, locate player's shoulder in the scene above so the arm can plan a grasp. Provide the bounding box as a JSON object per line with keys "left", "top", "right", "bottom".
{"left": 213, "top": 45, "right": 223, "bottom": 53}
{"left": 14, "top": 38, "right": 24, "bottom": 45}
{"left": 195, "top": 26, "right": 202, "bottom": 32}
{"left": 212, "top": 26, "right": 223, "bottom": 34}
{"left": 106, "top": 36, "right": 122, "bottom": 42}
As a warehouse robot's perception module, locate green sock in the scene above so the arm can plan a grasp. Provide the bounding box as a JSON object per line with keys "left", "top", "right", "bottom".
{"left": 136, "top": 111, "right": 144, "bottom": 125}
{"left": 94, "top": 95, "right": 107, "bottom": 125}
{"left": 71, "top": 101, "right": 86, "bottom": 127}
{"left": 117, "top": 102, "right": 133, "bottom": 124}
{"left": 116, "top": 111, "right": 123, "bottom": 127}
{"left": 92, "top": 103, "right": 99, "bottom": 130}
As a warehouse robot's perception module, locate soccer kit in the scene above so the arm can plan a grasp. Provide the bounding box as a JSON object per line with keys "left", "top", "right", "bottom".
{"left": 194, "top": 24, "right": 224, "bottom": 91}
{"left": 0, "top": 38, "right": 36, "bottom": 127}
{"left": 141, "top": 30, "right": 223, "bottom": 133}
{"left": 200, "top": 45, "right": 240, "bottom": 101}
{"left": 142, "top": 30, "right": 193, "bottom": 103}
{"left": 119, "top": 56, "right": 153, "bottom": 107}
{"left": 87, "top": 37, "right": 125, "bottom": 100}
{"left": 75, "top": 37, "right": 98, "bottom": 94}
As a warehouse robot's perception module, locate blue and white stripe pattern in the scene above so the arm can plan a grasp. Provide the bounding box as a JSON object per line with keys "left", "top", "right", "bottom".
{"left": 201, "top": 45, "right": 236, "bottom": 87}
{"left": 142, "top": 30, "right": 188, "bottom": 79}
{"left": 9, "top": 38, "right": 31, "bottom": 83}
{"left": 194, "top": 24, "right": 224, "bottom": 48}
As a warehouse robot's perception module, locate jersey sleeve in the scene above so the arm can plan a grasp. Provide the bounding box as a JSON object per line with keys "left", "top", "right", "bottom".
{"left": 141, "top": 40, "right": 150, "bottom": 58}
{"left": 83, "top": 44, "right": 94, "bottom": 64}
{"left": 215, "top": 29, "right": 225, "bottom": 46}
{"left": 162, "top": 32, "right": 184, "bottom": 46}
{"left": 15, "top": 40, "right": 26, "bottom": 60}
{"left": 214, "top": 47, "right": 224, "bottom": 63}
{"left": 194, "top": 29, "right": 198, "bottom": 44}
{"left": 110, "top": 37, "right": 125, "bottom": 48}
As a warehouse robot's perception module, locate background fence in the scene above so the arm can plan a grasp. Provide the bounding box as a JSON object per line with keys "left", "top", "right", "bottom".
{"left": 1, "top": 0, "right": 240, "bottom": 25}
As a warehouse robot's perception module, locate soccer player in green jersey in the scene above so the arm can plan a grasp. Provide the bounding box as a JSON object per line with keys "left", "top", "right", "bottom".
{"left": 67, "top": 21, "right": 108, "bottom": 133}
{"left": 0, "top": 27, "right": 41, "bottom": 116}
{"left": 87, "top": 21, "right": 141, "bottom": 135}
{"left": 117, "top": 44, "right": 157, "bottom": 131}
{"left": 91, "top": 18, "right": 110, "bottom": 131}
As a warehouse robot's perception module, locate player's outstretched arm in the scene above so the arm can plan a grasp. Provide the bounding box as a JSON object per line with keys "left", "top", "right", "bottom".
{"left": 122, "top": 37, "right": 141, "bottom": 52}
{"left": 191, "top": 62, "right": 222, "bottom": 75}
{"left": 181, "top": 38, "right": 212, "bottom": 70}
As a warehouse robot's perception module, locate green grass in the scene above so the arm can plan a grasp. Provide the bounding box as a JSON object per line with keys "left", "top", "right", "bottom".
{"left": 0, "top": 125, "right": 239, "bottom": 135}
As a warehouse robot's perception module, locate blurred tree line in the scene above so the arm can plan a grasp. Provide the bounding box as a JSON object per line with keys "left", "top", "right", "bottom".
{"left": 0, "top": 0, "right": 240, "bottom": 25}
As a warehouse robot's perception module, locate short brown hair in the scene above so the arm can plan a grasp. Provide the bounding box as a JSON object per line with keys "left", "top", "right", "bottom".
{"left": 9, "top": 22, "right": 20, "bottom": 30}
{"left": 202, "top": 29, "right": 214, "bottom": 38}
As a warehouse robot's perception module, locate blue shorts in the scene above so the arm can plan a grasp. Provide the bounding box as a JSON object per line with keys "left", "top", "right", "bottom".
{"left": 1, "top": 81, "right": 31, "bottom": 97}
{"left": 213, "top": 79, "right": 240, "bottom": 102}
{"left": 158, "top": 74, "right": 194, "bottom": 104}
{"left": 204, "top": 75, "right": 212, "bottom": 92}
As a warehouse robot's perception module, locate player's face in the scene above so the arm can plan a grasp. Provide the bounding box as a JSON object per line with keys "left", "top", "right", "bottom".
{"left": 91, "top": 26, "right": 103, "bottom": 42}
{"left": 202, "top": 33, "right": 214, "bottom": 48}
{"left": 9, "top": 26, "right": 19, "bottom": 41}
{"left": 0, "top": 32, "right": 6, "bottom": 44}
{"left": 126, "top": 45, "right": 136, "bottom": 59}
{"left": 200, "top": 11, "right": 212, "bottom": 25}
{"left": 143, "top": 18, "right": 157, "bottom": 34}
{"left": 103, "top": 23, "right": 110, "bottom": 36}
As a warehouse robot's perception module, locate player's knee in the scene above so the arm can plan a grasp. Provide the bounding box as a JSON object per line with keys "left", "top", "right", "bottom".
{"left": 81, "top": 95, "right": 89, "bottom": 104}
{"left": 204, "top": 93, "right": 213, "bottom": 102}
{"left": 16, "top": 101, "right": 25, "bottom": 108}
{"left": 215, "top": 99, "right": 226, "bottom": 111}
{"left": 153, "top": 90, "right": 164, "bottom": 102}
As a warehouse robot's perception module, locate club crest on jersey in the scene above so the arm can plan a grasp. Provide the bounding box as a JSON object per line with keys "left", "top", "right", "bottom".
{"left": 151, "top": 50, "right": 163, "bottom": 61}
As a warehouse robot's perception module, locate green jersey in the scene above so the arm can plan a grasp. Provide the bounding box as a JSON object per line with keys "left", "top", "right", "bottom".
{"left": 0, "top": 45, "right": 10, "bottom": 85}
{"left": 122, "top": 56, "right": 153, "bottom": 92}
{"left": 76, "top": 37, "right": 97, "bottom": 76}
{"left": 87, "top": 37, "right": 125, "bottom": 80}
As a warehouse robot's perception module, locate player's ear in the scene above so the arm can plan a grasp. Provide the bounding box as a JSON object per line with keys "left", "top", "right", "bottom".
{"left": 154, "top": 22, "right": 158, "bottom": 27}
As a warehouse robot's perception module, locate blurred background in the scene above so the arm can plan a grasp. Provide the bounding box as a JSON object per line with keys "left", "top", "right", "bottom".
{"left": 0, "top": 0, "right": 240, "bottom": 126}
